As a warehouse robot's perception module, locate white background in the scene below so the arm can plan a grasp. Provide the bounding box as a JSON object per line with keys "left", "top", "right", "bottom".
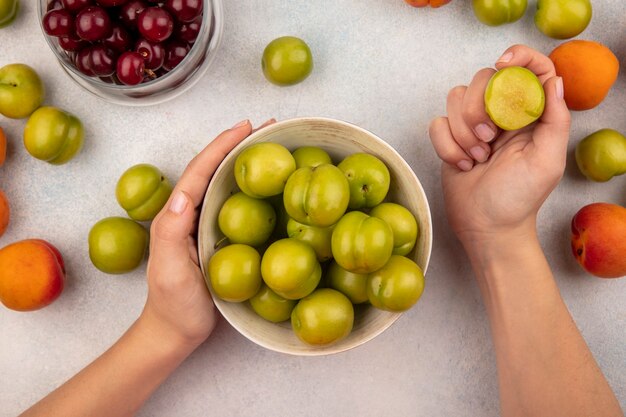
{"left": 1, "top": 1, "right": 624, "bottom": 416}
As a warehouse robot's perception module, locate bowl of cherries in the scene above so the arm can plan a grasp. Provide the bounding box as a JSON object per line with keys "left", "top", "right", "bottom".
{"left": 38, "top": 0, "right": 223, "bottom": 105}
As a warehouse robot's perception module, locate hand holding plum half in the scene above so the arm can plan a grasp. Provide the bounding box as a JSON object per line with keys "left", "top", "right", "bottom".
{"left": 206, "top": 143, "right": 425, "bottom": 346}
{"left": 428, "top": 45, "right": 570, "bottom": 242}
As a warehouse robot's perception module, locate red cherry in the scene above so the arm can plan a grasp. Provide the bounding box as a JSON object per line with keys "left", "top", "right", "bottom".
{"left": 135, "top": 38, "right": 165, "bottom": 70}
{"left": 117, "top": 51, "right": 146, "bottom": 85}
{"left": 58, "top": 34, "right": 87, "bottom": 51}
{"left": 88, "top": 45, "right": 117, "bottom": 76}
{"left": 76, "top": 6, "right": 112, "bottom": 41}
{"left": 137, "top": 7, "right": 174, "bottom": 43}
{"left": 119, "top": 0, "right": 147, "bottom": 29}
{"left": 164, "top": 0, "right": 202, "bottom": 23}
{"left": 174, "top": 15, "right": 200, "bottom": 43}
{"left": 162, "top": 39, "right": 189, "bottom": 71}
{"left": 43, "top": 9, "right": 75, "bottom": 37}
{"left": 61, "top": 0, "right": 94, "bottom": 12}
{"left": 103, "top": 23, "right": 132, "bottom": 53}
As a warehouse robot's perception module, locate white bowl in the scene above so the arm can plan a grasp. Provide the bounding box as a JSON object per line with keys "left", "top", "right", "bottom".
{"left": 198, "top": 117, "right": 432, "bottom": 356}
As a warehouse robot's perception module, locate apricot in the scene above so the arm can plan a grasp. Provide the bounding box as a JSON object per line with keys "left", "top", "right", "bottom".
{"left": 404, "top": 0, "right": 451, "bottom": 7}
{"left": 0, "top": 239, "right": 65, "bottom": 311}
{"left": 0, "top": 189, "right": 9, "bottom": 237}
{"left": 571, "top": 203, "right": 626, "bottom": 279}
{"left": 549, "top": 40, "right": 619, "bottom": 111}
{"left": 0, "top": 126, "right": 6, "bottom": 166}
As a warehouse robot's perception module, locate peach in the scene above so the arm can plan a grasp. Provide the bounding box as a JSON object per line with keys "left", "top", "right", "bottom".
{"left": 0, "top": 239, "right": 65, "bottom": 311}
{"left": 0, "top": 189, "right": 9, "bottom": 237}
{"left": 571, "top": 203, "right": 626, "bottom": 278}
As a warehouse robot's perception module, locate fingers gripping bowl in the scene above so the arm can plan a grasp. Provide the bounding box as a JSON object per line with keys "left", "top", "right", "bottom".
{"left": 198, "top": 118, "right": 433, "bottom": 356}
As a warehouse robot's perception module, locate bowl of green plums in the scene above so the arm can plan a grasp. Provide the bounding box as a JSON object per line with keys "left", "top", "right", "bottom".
{"left": 198, "top": 117, "right": 433, "bottom": 355}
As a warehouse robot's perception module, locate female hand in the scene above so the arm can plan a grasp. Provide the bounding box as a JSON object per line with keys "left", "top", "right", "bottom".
{"left": 429, "top": 45, "right": 571, "bottom": 248}
{"left": 140, "top": 119, "right": 275, "bottom": 348}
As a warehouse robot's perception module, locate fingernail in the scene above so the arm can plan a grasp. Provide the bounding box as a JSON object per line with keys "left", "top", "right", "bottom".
{"left": 555, "top": 77, "right": 564, "bottom": 100}
{"left": 168, "top": 191, "right": 188, "bottom": 215}
{"left": 497, "top": 52, "right": 513, "bottom": 63}
{"left": 474, "top": 123, "right": 496, "bottom": 142}
{"left": 457, "top": 160, "right": 473, "bottom": 172}
{"left": 231, "top": 119, "right": 249, "bottom": 129}
{"left": 469, "top": 146, "right": 488, "bottom": 163}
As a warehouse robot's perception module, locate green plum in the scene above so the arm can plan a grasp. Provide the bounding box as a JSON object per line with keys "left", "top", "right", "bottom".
{"left": 249, "top": 283, "right": 297, "bottom": 322}
{"left": 0, "top": 63, "right": 44, "bottom": 119}
{"left": 88, "top": 217, "right": 149, "bottom": 274}
{"left": 331, "top": 211, "right": 394, "bottom": 274}
{"left": 370, "top": 202, "right": 418, "bottom": 256}
{"left": 292, "top": 146, "right": 332, "bottom": 169}
{"left": 291, "top": 288, "right": 354, "bottom": 346}
{"left": 287, "top": 217, "right": 335, "bottom": 262}
{"left": 337, "top": 153, "right": 390, "bottom": 209}
{"left": 575, "top": 129, "right": 626, "bottom": 182}
{"left": 535, "top": 0, "right": 592, "bottom": 39}
{"left": 234, "top": 142, "right": 296, "bottom": 198}
{"left": 283, "top": 164, "right": 350, "bottom": 227}
{"left": 208, "top": 244, "right": 262, "bottom": 302}
{"left": 218, "top": 192, "right": 276, "bottom": 246}
{"left": 367, "top": 255, "right": 425, "bottom": 312}
{"left": 472, "top": 0, "right": 527, "bottom": 26}
{"left": 485, "top": 66, "right": 545, "bottom": 131}
{"left": 262, "top": 36, "right": 313, "bottom": 86}
{"left": 116, "top": 164, "right": 172, "bottom": 221}
{"left": 326, "top": 261, "right": 368, "bottom": 304}
{"left": 261, "top": 238, "right": 321, "bottom": 300}
{"left": 23, "top": 106, "right": 84, "bottom": 164}
{"left": 0, "top": 0, "right": 19, "bottom": 28}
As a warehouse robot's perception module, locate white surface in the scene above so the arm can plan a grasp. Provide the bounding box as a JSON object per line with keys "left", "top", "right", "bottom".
{"left": 1, "top": 1, "right": 625, "bottom": 416}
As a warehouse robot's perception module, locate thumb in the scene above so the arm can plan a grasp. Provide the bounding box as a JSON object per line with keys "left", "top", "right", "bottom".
{"left": 532, "top": 76, "right": 571, "bottom": 164}
{"left": 149, "top": 190, "right": 195, "bottom": 261}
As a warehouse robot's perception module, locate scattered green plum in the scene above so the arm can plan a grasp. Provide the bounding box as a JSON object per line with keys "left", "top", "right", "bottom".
{"left": 575, "top": 129, "right": 626, "bottom": 182}
{"left": 116, "top": 164, "right": 172, "bottom": 221}
{"left": 262, "top": 36, "right": 313, "bottom": 86}
{"left": 88, "top": 217, "right": 149, "bottom": 274}
{"left": 535, "top": 0, "right": 592, "bottom": 39}
{"left": 0, "top": 63, "right": 44, "bottom": 119}
{"left": 23, "top": 106, "right": 84, "bottom": 164}
{"left": 472, "top": 0, "right": 527, "bottom": 26}
{"left": 0, "top": 0, "right": 19, "bottom": 28}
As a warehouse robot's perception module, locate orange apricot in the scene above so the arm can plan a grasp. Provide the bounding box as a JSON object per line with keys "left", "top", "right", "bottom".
{"left": 0, "top": 127, "right": 6, "bottom": 166}
{"left": 549, "top": 40, "right": 619, "bottom": 111}
{"left": 0, "top": 239, "right": 65, "bottom": 311}
{"left": 0, "top": 190, "right": 9, "bottom": 237}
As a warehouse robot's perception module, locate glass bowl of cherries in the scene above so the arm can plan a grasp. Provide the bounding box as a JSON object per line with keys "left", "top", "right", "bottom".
{"left": 38, "top": 0, "right": 223, "bottom": 106}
